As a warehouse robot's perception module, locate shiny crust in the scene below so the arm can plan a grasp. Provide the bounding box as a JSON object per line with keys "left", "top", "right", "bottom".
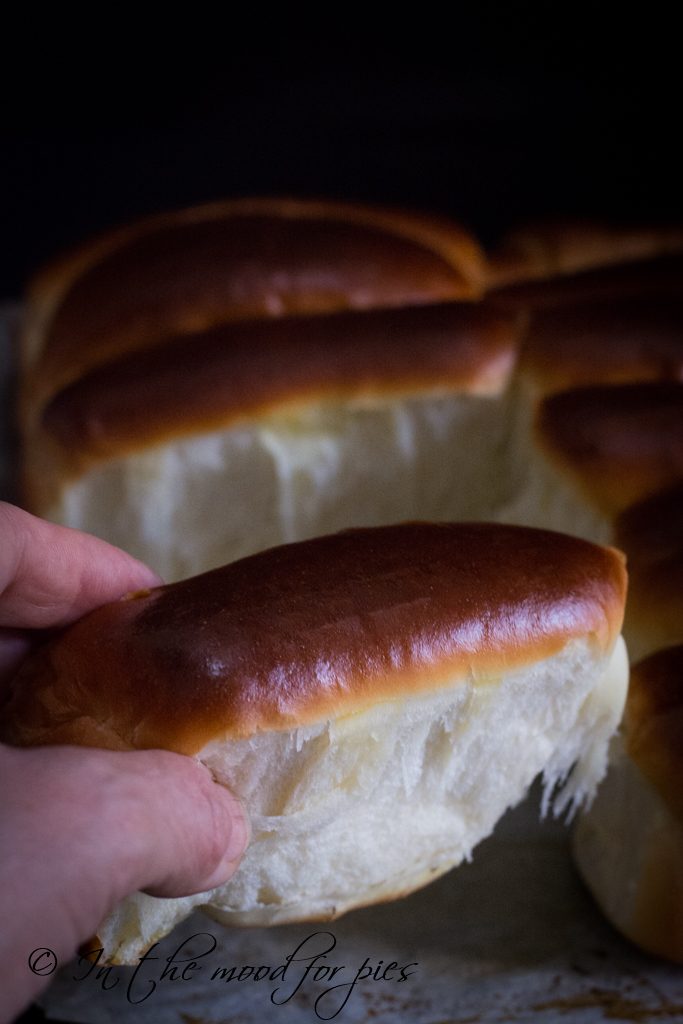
{"left": 0, "top": 523, "right": 626, "bottom": 755}
{"left": 522, "top": 298, "right": 683, "bottom": 392}
{"left": 491, "top": 253, "right": 683, "bottom": 311}
{"left": 624, "top": 553, "right": 683, "bottom": 657}
{"left": 488, "top": 221, "right": 683, "bottom": 288}
{"left": 39, "top": 302, "right": 523, "bottom": 467}
{"left": 616, "top": 483, "right": 683, "bottom": 568}
{"left": 24, "top": 198, "right": 486, "bottom": 407}
{"left": 624, "top": 646, "right": 683, "bottom": 822}
{"left": 536, "top": 383, "right": 683, "bottom": 512}
{"left": 617, "top": 481, "right": 683, "bottom": 659}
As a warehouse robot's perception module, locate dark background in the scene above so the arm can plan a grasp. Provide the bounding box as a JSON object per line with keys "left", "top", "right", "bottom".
{"left": 1, "top": 17, "right": 682, "bottom": 298}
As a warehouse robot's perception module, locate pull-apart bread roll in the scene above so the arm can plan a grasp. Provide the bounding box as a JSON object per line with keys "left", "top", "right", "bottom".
{"left": 488, "top": 220, "right": 683, "bottom": 289}
{"left": 491, "top": 380, "right": 683, "bottom": 553}
{"left": 22, "top": 197, "right": 486, "bottom": 388}
{"left": 615, "top": 483, "right": 683, "bottom": 661}
{"left": 486, "top": 229, "right": 683, "bottom": 582}
{"left": 534, "top": 383, "right": 683, "bottom": 518}
{"left": 29, "top": 302, "right": 525, "bottom": 582}
{"left": 574, "top": 645, "right": 683, "bottom": 963}
{"left": 489, "top": 227, "right": 683, "bottom": 397}
{"left": 22, "top": 203, "right": 683, "bottom": 587}
{"left": 495, "top": 234, "right": 683, "bottom": 965}
{"left": 22, "top": 199, "right": 539, "bottom": 582}
{"left": 1, "top": 523, "right": 628, "bottom": 964}
{"left": 519, "top": 295, "right": 683, "bottom": 395}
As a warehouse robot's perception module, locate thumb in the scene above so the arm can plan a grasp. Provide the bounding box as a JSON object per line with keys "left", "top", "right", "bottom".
{"left": 0, "top": 743, "right": 249, "bottom": 1021}
{"left": 0, "top": 744, "right": 249, "bottom": 968}
{"left": 127, "top": 749, "right": 250, "bottom": 899}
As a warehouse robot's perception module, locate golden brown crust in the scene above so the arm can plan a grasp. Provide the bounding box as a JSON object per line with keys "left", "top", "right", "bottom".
{"left": 491, "top": 253, "right": 683, "bottom": 311}
{"left": 536, "top": 383, "right": 683, "bottom": 513}
{"left": 631, "top": 824, "right": 683, "bottom": 966}
{"left": 25, "top": 198, "right": 486, "bottom": 407}
{"left": 616, "top": 483, "right": 683, "bottom": 569}
{"left": 624, "top": 553, "right": 683, "bottom": 657}
{"left": 522, "top": 298, "right": 683, "bottom": 392}
{"left": 38, "top": 302, "right": 523, "bottom": 468}
{"left": 0, "top": 523, "right": 626, "bottom": 755}
{"left": 489, "top": 221, "right": 683, "bottom": 288}
{"left": 625, "top": 646, "right": 683, "bottom": 822}
{"left": 618, "top": 486, "right": 683, "bottom": 650}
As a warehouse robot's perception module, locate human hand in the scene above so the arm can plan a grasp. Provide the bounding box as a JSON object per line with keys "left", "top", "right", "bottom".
{"left": 0, "top": 504, "right": 249, "bottom": 1023}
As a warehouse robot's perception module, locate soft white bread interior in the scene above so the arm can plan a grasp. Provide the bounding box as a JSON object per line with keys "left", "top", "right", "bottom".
{"left": 1, "top": 523, "right": 628, "bottom": 964}
{"left": 99, "top": 633, "right": 627, "bottom": 962}
{"left": 573, "top": 645, "right": 683, "bottom": 963}
{"left": 32, "top": 300, "right": 524, "bottom": 580}
{"left": 26, "top": 307, "right": 636, "bottom": 581}
{"left": 47, "top": 380, "right": 620, "bottom": 582}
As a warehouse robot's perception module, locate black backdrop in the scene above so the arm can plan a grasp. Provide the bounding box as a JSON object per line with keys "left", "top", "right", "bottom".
{"left": 1, "top": 18, "right": 682, "bottom": 297}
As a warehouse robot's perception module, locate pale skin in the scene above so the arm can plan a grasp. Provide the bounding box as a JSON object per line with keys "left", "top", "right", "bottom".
{"left": 0, "top": 503, "right": 249, "bottom": 1023}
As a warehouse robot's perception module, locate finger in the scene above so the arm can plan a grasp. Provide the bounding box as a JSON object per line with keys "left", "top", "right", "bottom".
{"left": 0, "top": 502, "right": 162, "bottom": 630}
{"left": 0, "top": 745, "right": 248, "bottom": 933}
{"left": 0, "top": 746, "right": 248, "bottom": 915}
{"left": 122, "top": 750, "right": 251, "bottom": 899}
{"left": 0, "top": 744, "right": 248, "bottom": 1021}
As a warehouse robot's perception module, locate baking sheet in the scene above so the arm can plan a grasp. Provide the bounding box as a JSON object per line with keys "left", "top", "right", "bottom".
{"left": 2, "top": 315, "right": 683, "bottom": 1024}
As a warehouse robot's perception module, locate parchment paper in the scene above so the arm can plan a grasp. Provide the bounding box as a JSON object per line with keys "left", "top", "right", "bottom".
{"left": 35, "top": 794, "right": 683, "bottom": 1024}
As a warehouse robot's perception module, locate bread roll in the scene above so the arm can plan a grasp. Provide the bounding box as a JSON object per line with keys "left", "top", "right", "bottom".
{"left": 534, "top": 383, "right": 683, "bottom": 515}
{"left": 23, "top": 197, "right": 486, "bottom": 403}
{"left": 25, "top": 301, "right": 524, "bottom": 569}
{"left": 574, "top": 645, "right": 683, "bottom": 963}
{"left": 488, "top": 237, "right": 683, "bottom": 398}
{"left": 21, "top": 200, "right": 530, "bottom": 581}
{"left": 614, "top": 484, "right": 683, "bottom": 661}
{"left": 572, "top": 477, "right": 683, "bottom": 961}
{"left": 616, "top": 481, "right": 683, "bottom": 569}
{"left": 519, "top": 298, "right": 683, "bottom": 395}
{"left": 1, "top": 523, "right": 628, "bottom": 964}
{"left": 488, "top": 221, "right": 683, "bottom": 288}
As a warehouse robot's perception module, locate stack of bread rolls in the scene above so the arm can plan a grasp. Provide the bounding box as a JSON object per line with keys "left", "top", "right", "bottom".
{"left": 6, "top": 199, "right": 683, "bottom": 963}
{"left": 490, "top": 221, "right": 683, "bottom": 964}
